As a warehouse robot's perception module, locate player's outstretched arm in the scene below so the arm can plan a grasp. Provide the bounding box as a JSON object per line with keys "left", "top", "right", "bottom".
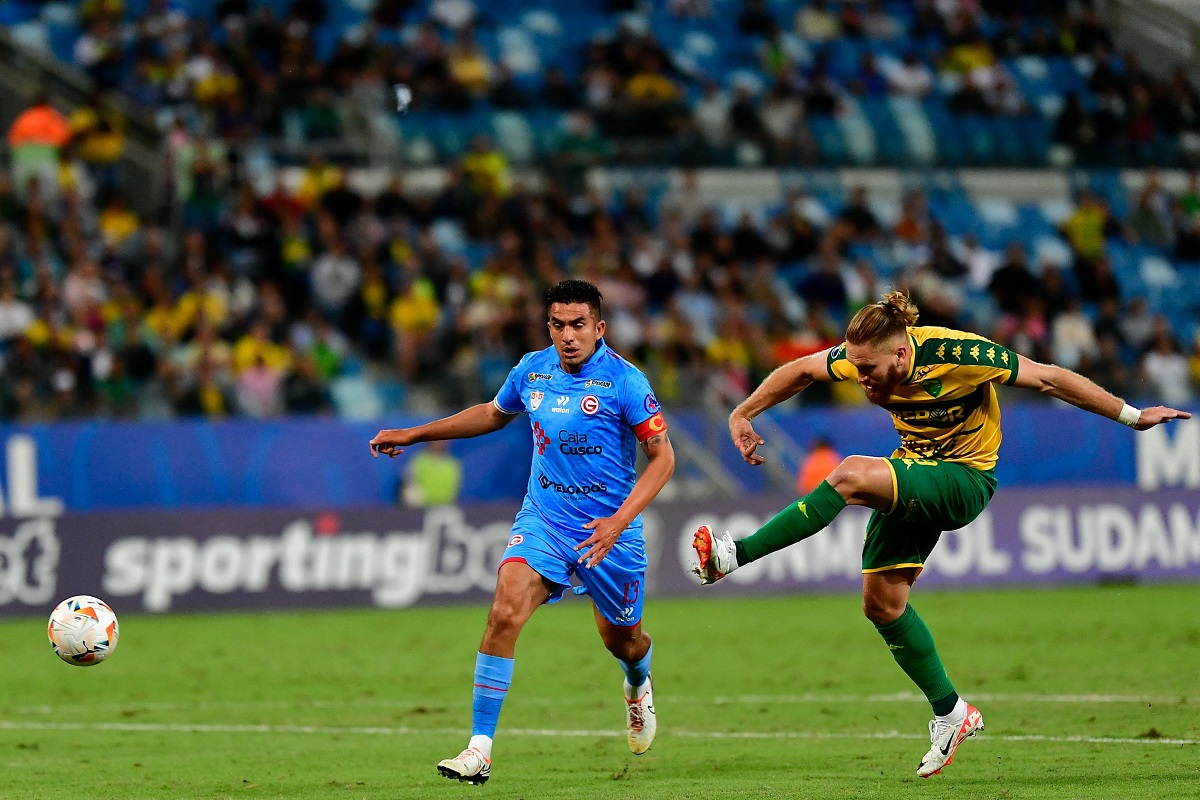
{"left": 729, "top": 349, "right": 834, "bottom": 465}
{"left": 369, "top": 401, "right": 518, "bottom": 457}
{"left": 575, "top": 432, "right": 675, "bottom": 568}
{"left": 1010, "top": 354, "right": 1192, "bottom": 430}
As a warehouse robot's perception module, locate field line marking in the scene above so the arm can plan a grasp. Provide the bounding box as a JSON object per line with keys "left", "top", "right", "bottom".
{"left": 9, "top": 691, "right": 1187, "bottom": 717}
{"left": 0, "top": 720, "right": 1195, "bottom": 747}
{"left": 710, "top": 692, "right": 1187, "bottom": 705}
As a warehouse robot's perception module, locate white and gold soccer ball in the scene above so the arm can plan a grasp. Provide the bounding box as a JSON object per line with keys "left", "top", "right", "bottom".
{"left": 47, "top": 595, "right": 120, "bottom": 667}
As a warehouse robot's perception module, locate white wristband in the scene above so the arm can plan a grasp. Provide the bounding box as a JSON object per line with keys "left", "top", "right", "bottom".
{"left": 1118, "top": 403, "right": 1142, "bottom": 427}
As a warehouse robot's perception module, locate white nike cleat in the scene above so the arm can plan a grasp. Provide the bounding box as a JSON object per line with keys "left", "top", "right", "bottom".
{"left": 437, "top": 747, "right": 491, "bottom": 785}
{"left": 625, "top": 676, "right": 656, "bottom": 754}
{"left": 917, "top": 701, "right": 984, "bottom": 778}
{"left": 691, "top": 525, "right": 738, "bottom": 584}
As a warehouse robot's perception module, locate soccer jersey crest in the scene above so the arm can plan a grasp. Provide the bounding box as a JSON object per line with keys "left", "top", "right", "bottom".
{"left": 530, "top": 391, "right": 544, "bottom": 410}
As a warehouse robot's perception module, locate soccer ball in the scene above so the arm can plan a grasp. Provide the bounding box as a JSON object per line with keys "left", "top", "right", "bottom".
{"left": 47, "top": 595, "right": 120, "bottom": 667}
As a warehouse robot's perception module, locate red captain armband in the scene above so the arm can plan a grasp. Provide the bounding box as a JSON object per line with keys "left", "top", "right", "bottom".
{"left": 632, "top": 412, "right": 667, "bottom": 442}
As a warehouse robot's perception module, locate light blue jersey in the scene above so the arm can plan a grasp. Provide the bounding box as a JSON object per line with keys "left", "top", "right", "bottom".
{"left": 493, "top": 339, "right": 667, "bottom": 540}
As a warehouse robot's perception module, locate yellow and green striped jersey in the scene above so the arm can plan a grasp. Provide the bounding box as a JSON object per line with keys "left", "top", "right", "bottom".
{"left": 826, "top": 326, "right": 1019, "bottom": 471}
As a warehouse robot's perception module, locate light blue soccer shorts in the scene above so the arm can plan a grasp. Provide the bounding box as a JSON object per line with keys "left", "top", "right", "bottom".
{"left": 499, "top": 508, "right": 647, "bottom": 627}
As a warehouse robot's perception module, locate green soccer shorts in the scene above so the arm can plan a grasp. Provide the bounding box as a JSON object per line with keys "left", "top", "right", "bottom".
{"left": 861, "top": 457, "right": 998, "bottom": 575}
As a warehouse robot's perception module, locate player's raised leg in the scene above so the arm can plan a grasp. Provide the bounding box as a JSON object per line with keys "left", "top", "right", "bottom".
{"left": 437, "top": 560, "right": 553, "bottom": 785}
{"left": 864, "top": 568, "right": 983, "bottom": 777}
{"left": 693, "top": 456, "right": 890, "bottom": 583}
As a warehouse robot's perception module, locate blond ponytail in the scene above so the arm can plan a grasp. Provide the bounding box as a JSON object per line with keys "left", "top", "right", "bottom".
{"left": 845, "top": 290, "right": 919, "bottom": 346}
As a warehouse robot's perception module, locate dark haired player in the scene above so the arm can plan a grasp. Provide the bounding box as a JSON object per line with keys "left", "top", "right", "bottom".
{"left": 371, "top": 279, "right": 674, "bottom": 784}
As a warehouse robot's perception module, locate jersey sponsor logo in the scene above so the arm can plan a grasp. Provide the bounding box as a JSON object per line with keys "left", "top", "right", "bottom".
{"left": 552, "top": 395, "right": 571, "bottom": 414}
{"left": 532, "top": 421, "right": 550, "bottom": 455}
{"left": 581, "top": 395, "right": 600, "bottom": 415}
{"left": 528, "top": 372, "right": 552, "bottom": 382}
{"left": 507, "top": 534, "right": 524, "bottom": 547}
{"left": 559, "top": 430, "right": 602, "bottom": 456}
{"left": 921, "top": 378, "right": 943, "bottom": 397}
{"left": 530, "top": 391, "right": 544, "bottom": 411}
{"left": 894, "top": 404, "right": 966, "bottom": 425}
{"left": 585, "top": 379, "right": 612, "bottom": 388}
{"left": 537, "top": 473, "right": 607, "bottom": 495}
{"left": 644, "top": 393, "right": 660, "bottom": 414}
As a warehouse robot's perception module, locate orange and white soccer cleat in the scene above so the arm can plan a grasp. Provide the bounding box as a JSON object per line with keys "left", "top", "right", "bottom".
{"left": 624, "top": 676, "right": 657, "bottom": 754}
{"left": 690, "top": 525, "right": 738, "bottom": 585}
{"left": 437, "top": 747, "right": 491, "bottom": 785}
{"left": 917, "top": 700, "right": 984, "bottom": 777}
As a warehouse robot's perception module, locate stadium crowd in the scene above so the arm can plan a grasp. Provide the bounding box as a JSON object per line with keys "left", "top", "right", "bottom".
{"left": 1, "top": 122, "right": 1199, "bottom": 421}
{"left": 54, "top": 0, "right": 1200, "bottom": 167}
{"left": 0, "top": 0, "right": 1198, "bottom": 420}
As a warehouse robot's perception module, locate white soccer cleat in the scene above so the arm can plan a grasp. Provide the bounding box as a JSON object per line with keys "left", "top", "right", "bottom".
{"left": 625, "top": 676, "right": 656, "bottom": 754}
{"left": 437, "top": 747, "right": 491, "bottom": 785}
{"left": 917, "top": 702, "right": 984, "bottom": 778}
{"left": 691, "top": 525, "right": 738, "bottom": 584}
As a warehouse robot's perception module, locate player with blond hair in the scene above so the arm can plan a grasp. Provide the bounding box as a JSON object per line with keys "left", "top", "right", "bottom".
{"left": 692, "top": 290, "right": 1190, "bottom": 777}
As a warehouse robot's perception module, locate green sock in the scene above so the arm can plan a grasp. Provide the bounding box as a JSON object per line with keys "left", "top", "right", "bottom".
{"left": 734, "top": 481, "right": 848, "bottom": 565}
{"left": 874, "top": 604, "right": 958, "bottom": 715}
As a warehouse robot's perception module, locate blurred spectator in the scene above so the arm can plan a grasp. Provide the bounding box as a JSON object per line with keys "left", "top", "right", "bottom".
{"left": 6, "top": 93, "right": 72, "bottom": 199}
{"left": 1141, "top": 321, "right": 1193, "bottom": 406}
{"left": 1120, "top": 297, "right": 1157, "bottom": 353}
{"left": 1051, "top": 298, "right": 1099, "bottom": 371}
{"left": 796, "top": 0, "right": 841, "bottom": 42}
{"left": 1174, "top": 213, "right": 1200, "bottom": 261}
{"left": 693, "top": 82, "right": 733, "bottom": 151}
{"left": 236, "top": 353, "right": 285, "bottom": 417}
{"left": 1126, "top": 186, "right": 1173, "bottom": 247}
{"left": 1052, "top": 92, "right": 1099, "bottom": 161}
{"left": 1061, "top": 191, "right": 1116, "bottom": 266}
{"left": 461, "top": 134, "right": 510, "bottom": 196}
{"left": 0, "top": 284, "right": 35, "bottom": 344}
{"left": 799, "top": 244, "right": 849, "bottom": 317}
{"left": 797, "top": 436, "right": 840, "bottom": 495}
{"left": 311, "top": 238, "right": 362, "bottom": 320}
{"left": 839, "top": 186, "right": 880, "bottom": 240}
{"left": 542, "top": 67, "right": 581, "bottom": 110}
{"left": 960, "top": 234, "right": 999, "bottom": 291}
{"left": 886, "top": 53, "right": 934, "bottom": 98}
{"left": 430, "top": 0, "right": 476, "bottom": 31}
{"left": 737, "top": 0, "right": 776, "bottom": 36}
{"left": 402, "top": 439, "right": 463, "bottom": 507}
{"left": 989, "top": 243, "right": 1038, "bottom": 316}
{"left": 1087, "top": 334, "right": 1133, "bottom": 397}
{"left": 175, "top": 357, "right": 233, "bottom": 417}
{"left": 69, "top": 93, "right": 126, "bottom": 193}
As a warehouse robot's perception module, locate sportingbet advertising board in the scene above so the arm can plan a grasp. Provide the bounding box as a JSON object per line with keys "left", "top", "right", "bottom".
{"left": 1, "top": 487, "right": 1198, "bottom": 617}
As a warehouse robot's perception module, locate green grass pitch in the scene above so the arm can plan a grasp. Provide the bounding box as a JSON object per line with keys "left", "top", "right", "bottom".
{"left": 2, "top": 584, "right": 1198, "bottom": 799}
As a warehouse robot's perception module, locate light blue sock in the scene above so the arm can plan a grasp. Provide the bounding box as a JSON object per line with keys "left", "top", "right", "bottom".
{"left": 471, "top": 652, "right": 514, "bottom": 738}
{"left": 619, "top": 641, "right": 652, "bottom": 690}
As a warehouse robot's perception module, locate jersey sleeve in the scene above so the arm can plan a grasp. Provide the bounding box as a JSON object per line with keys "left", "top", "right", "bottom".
{"left": 620, "top": 368, "right": 668, "bottom": 442}
{"left": 493, "top": 359, "right": 527, "bottom": 414}
{"left": 826, "top": 343, "right": 856, "bottom": 382}
{"left": 953, "top": 338, "right": 1020, "bottom": 386}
